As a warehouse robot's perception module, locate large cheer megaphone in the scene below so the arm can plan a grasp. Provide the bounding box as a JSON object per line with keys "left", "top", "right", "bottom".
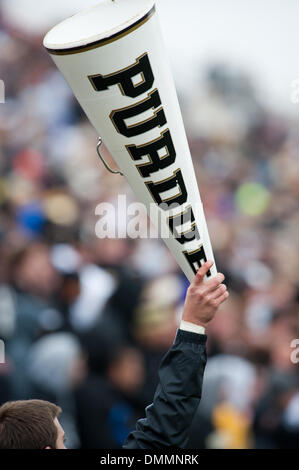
{"left": 44, "top": 0, "right": 216, "bottom": 282}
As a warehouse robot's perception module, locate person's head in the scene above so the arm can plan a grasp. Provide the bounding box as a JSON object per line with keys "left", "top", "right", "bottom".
{"left": 107, "top": 346, "right": 144, "bottom": 394}
{"left": 80, "top": 329, "right": 144, "bottom": 395}
{"left": 10, "top": 243, "right": 59, "bottom": 298}
{"left": 0, "top": 400, "right": 66, "bottom": 449}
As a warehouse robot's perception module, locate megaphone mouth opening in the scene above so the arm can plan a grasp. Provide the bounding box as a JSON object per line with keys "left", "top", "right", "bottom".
{"left": 43, "top": 0, "right": 155, "bottom": 55}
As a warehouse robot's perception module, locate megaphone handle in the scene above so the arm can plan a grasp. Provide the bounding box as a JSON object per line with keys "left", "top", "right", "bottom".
{"left": 96, "top": 137, "right": 123, "bottom": 176}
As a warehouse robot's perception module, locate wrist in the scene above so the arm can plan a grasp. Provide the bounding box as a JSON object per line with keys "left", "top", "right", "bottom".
{"left": 180, "top": 319, "right": 206, "bottom": 335}
{"left": 181, "top": 313, "right": 207, "bottom": 329}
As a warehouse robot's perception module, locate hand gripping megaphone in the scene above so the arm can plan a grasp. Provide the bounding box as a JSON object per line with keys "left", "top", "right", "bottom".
{"left": 44, "top": 0, "right": 216, "bottom": 282}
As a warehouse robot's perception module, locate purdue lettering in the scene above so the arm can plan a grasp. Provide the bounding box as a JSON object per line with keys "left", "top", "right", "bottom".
{"left": 184, "top": 246, "right": 211, "bottom": 276}
{"left": 146, "top": 169, "right": 187, "bottom": 208}
{"left": 89, "top": 52, "right": 210, "bottom": 277}
{"left": 88, "top": 53, "right": 154, "bottom": 98}
{"left": 126, "top": 129, "right": 176, "bottom": 177}
{"left": 168, "top": 206, "right": 200, "bottom": 244}
{"left": 110, "top": 89, "right": 166, "bottom": 137}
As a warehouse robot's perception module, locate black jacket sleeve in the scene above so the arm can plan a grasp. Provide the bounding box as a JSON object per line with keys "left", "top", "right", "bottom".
{"left": 122, "top": 328, "right": 207, "bottom": 449}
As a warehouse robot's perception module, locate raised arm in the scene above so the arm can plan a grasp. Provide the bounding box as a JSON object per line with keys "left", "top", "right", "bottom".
{"left": 123, "top": 260, "right": 228, "bottom": 449}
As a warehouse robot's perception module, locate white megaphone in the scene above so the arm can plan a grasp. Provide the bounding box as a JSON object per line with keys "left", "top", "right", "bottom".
{"left": 44, "top": 0, "right": 216, "bottom": 282}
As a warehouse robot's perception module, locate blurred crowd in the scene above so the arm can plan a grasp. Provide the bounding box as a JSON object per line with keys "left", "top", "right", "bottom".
{"left": 0, "top": 13, "right": 299, "bottom": 449}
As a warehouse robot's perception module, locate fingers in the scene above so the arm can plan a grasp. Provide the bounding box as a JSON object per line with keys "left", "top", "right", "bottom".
{"left": 193, "top": 260, "right": 214, "bottom": 285}
{"left": 203, "top": 283, "right": 227, "bottom": 307}
{"left": 213, "top": 290, "right": 229, "bottom": 306}
{"left": 191, "top": 261, "right": 229, "bottom": 309}
{"left": 212, "top": 283, "right": 227, "bottom": 299}
{"left": 204, "top": 272, "right": 225, "bottom": 293}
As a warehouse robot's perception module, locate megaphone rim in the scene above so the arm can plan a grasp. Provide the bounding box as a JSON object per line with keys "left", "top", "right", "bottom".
{"left": 43, "top": 0, "right": 155, "bottom": 55}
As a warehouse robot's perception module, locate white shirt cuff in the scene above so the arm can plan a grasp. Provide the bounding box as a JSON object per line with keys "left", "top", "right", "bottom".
{"left": 179, "top": 320, "right": 206, "bottom": 335}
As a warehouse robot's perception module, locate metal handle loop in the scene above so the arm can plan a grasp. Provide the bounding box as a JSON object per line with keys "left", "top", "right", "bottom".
{"left": 96, "top": 137, "right": 123, "bottom": 176}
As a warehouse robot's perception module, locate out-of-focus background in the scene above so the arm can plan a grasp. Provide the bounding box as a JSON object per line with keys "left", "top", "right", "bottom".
{"left": 0, "top": 0, "right": 299, "bottom": 449}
